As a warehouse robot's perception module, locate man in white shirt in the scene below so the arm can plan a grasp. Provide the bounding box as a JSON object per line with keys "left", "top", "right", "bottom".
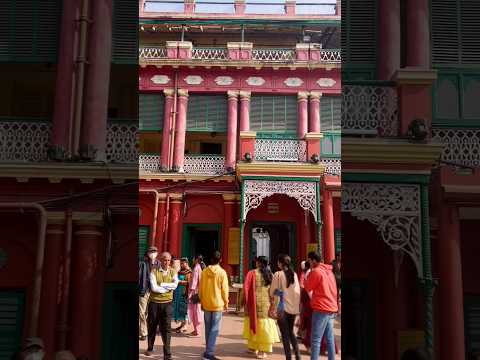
{"left": 145, "top": 252, "right": 179, "bottom": 357}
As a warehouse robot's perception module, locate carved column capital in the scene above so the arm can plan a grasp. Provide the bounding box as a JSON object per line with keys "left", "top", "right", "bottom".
{"left": 177, "top": 89, "right": 189, "bottom": 98}
{"left": 298, "top": 91, "right": 309, "bottom": 101}
{"left": 227, "top": 90, "right": 240, "bottom": 100}
{"left": 309, "top": 91, "right": 323, "bottom": 101}
{"left": 239, "top": 91, "right": 251, "bottom": 100}
{"left": 163, "top": 88, "right": 175, "bottom": 97}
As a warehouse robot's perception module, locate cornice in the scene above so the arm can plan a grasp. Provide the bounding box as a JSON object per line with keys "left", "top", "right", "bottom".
{"left": 342, "top": 138, "right": 444, "bottom": 166}
{"left": 236, "top": 161, "right": 325, "bottom": 180}
{"left": 140, "top": 172, "right": 236, "bottom": 182}
{"left": 0, "top": 163, "right": 137, "bottom": 182}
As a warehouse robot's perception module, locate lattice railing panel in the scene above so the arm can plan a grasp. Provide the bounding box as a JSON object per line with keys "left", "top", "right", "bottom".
{"left": 321, "top": 158, "right": 341, "bottom": 175}
{"left": 106, "top": 121, "right": 138, "bottom": 163}
{"left": 0, "top": 120, "right": 51, "bottom": 161}
{"left": 320, "top": 49, "right": 342, "bottom": 63}
{"left": 183, "top": 155, "right": 226, "bottom": 174}
{"left": 342, "top": 85, "right": 399, "bottom": 136}
{"left": 254, "top": 139, "right": 307, "bottom": 162}
{"left": 432, "top": 128, "right": 480, "bottom": 167}
{"left": 252, "top": 48, "right": 296, "bottom": 62}
{"left": 139, "top": 154, "right": 160, "bottom": 172}
{"left": 139, "top": 47, "right": 168, "bottom": 60}
{"left": 191, "top": 47, "right": 228, "bottom": 61}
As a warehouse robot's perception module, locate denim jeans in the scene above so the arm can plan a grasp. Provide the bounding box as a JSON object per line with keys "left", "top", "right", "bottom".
{"left": 311, "top": 311, "right": 336, "bottom": 360}
{"left": 204, "top": 311, "right": 223, "bottom": 358}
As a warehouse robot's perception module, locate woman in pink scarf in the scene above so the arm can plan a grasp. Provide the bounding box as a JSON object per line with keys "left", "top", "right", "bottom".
{"left": 188, "top": 254, "right": 205, "bottom": 336}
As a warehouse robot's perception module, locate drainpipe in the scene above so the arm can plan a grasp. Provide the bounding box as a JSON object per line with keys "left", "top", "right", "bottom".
{"left": 56, "top": 208, "right": 72, "bottom": 350}
{"left": 163, "top": 194, "right": 171, "bottom": 251}
{"left": 168, "top": 71, "right": 179, "bottom": 171}
{"left": 139, "top": 189, "right": 159, "bottom": 245}
{"left": 0, "top": 203, "right": 47, "bottom": 336}
{"left": 71, "top": 0, "right": 89, "bottom": 157}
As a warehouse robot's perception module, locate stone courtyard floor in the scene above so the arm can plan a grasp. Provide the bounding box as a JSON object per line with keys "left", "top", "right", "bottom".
{"left": 139, "top": 311, "right": 341, "bottom": 359}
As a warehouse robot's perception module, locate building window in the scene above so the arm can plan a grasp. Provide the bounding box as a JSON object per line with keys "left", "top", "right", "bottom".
{"left": 138, "top": 226, "right": 150, "bottom": 262}
{"left": 200, "top": 142, "right": 222, "bottom": 155}
{"left": 434, "top": 72, "right": 480, "bottom": 126}
{"left": 321, "top": 96, "right": 341, "bottom": 157}
{"left": 341, "top": 0, "right": 377, "bottom": 80}
{"left": 250, "top": 95, "right": 297, "bottom": 134}
{"left": 186, "top": 94, "right": 228, "bottom": 132}
{"left": 139, "top": 93, "right": 164, "bottom": 131}
{"left": 112, "top": 0, "right": 139, "bottom": 64}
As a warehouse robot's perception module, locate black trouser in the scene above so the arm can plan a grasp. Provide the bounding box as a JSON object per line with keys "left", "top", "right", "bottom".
{"left": 147, "top": 301, "right": 173, "bottom": 358}
{"left": 277, "top": 312, "right": 301, "bottom": 360}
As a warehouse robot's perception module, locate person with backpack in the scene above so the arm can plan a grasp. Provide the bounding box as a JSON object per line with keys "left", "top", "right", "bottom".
{"left": 270, "top": 254, "right": 301, "bottom": 360}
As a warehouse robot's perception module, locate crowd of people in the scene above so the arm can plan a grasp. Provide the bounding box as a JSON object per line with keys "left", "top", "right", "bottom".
{"left": 139, "top": 247, "right": 341, "bottom": 360}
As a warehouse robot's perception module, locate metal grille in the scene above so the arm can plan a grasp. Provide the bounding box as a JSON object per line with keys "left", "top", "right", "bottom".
{"left": 191, "top": 47, "right": 228, "bottom": 60}
{"left": 254, "top": 139, "right": 307, "bottom": 162}
{"left": 252, "top": 48, "right": 296, "bottom": 62}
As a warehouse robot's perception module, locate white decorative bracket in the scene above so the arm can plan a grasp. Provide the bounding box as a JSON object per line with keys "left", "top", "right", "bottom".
{"left": 243, "top": 180, "right": 318, "bottom": 222}
{"left": 342, "top": 183, "right": 423, "bottom": 277}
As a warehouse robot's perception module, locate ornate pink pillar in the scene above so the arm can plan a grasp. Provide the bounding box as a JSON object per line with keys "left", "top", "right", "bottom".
{"left": 239, "top": 91, "right": 251, "bottom": 131}
{"left": 406, "top": 0, "right": 430, "bottom": 68}
{"left": 50, "top": 0, "right": 81, "bottom": 159}
{"left": 160, "top": 89, "right": 174, "bottom": 172}
{"left": 297, "top": 92, "right": 308, "bottom": 139}
{"left": 378, "top": 0, "right": 400, "bottom": 80}
{"left": 80, "top": 0, "right": 113, "bottom": 160}
{"left": 322, "top": 187, "right": 335, "bottom": 264}
{"left": 438, "top": 204, "right": 465, "bottom": 360}
{"left": 226, "top": 91, "right": 239, "bottom": 172}
{"left": 172, "top": 89, "right": 189, "bottom": 172}
{"left": 308, "top": 92, "right": 321, "bottom": 133}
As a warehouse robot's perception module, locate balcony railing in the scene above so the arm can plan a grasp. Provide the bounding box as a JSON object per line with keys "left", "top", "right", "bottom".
{"left": 139, "top": 46, "right": 341, "bottom": 64}
{"left": 254, "top": 138, "right": 307, "bottom": 162}
{"left": 342, "top": 83, "right": 399, "bottom": 137}
{"left": 432, "top": 128, "right": 480, "bottom": 168}
{"left": 139, "top": 154, "right": 227, "bottom": 175}
{"left": 0, "top": 118, "right": 137, "bottom": 163}
{"left": 0, "top": 118, "right": 51, "bottom": 162}
{"left": 251, "top": 48, "right": 296, "bottom": 62}
{"left": 184, "top": 154, "right": 226, "bottom": 174}
{"left": 320, "top": 157, "right": 341, "bottom": 175}
{"left": 191, "top": 47, "right": 229, "bottom": 61}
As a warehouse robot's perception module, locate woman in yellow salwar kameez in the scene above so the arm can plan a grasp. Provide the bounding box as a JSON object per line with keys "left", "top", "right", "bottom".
{"left": 243, "top": 256, "right": 280, "bottom": 359}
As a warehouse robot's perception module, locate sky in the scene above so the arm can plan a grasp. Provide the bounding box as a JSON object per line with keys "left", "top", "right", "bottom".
{"left": 144, "top": 0, "right": 337, "bottom": 15}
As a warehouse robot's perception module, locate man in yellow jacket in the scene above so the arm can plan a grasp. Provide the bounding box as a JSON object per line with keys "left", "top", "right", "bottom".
{"left": 198, "top": 251, "right": 229, "bottom": 360}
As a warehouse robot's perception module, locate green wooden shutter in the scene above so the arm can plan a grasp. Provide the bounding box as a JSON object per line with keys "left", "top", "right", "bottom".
{"left": 186, "top": 95, "right": 228, "bottom": 132}
{"left": 250, "top": 95, "right": 297, "bottom": 133}
{"left": 112, "top": 0, "right": 139, "bottom": 64}
{"left": 432, "top": 0, "right": 480, "bottom": 65}
{"left": 334, "top": 229, "right": 342, "bottom": 253}
{"left": 101, "top": 283, "right": 138, "bottom": 359}
{"left": 342, "top": 0, "right": 377, "bottom": 79}
{"left": 0, "top": 291, "right": 25, "bottom": 359}
{"left": 321, "top": 96, "right": 341, "bottom": 157}
{"left": 139, "top": 94, "right": 164, "bottom": 131}
{"left": 0, "top": 0, "right": 61, "bottom": 63}
{"left": 464, "top": 295, "right": 480, "bottom": 355}
{"left": 138, "top": 226, "right": 149, "bottom": 261}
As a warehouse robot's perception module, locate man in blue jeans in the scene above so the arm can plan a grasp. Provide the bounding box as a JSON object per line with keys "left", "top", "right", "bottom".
{"left": 198, "top": 251, "right": 229, "bottom": 360}
{"left": 304, "top": 251, "right": 338, "bottom": 360}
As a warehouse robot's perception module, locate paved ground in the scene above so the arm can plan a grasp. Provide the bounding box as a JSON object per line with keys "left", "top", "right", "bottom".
{"left": 139, "top": 311, "right": 341, "bottom": 359}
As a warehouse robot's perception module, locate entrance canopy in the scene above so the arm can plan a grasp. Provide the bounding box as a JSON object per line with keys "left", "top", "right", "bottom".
{"left": 242, "top": 179, "right": 319, "bottom": 222}
{"left": 342, "top": 182, "right": 423, "bottom": 277}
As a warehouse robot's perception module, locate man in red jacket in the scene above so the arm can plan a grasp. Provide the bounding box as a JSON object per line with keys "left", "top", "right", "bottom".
{"left": 304, "top": 251, "right": 338, "bottom": 360}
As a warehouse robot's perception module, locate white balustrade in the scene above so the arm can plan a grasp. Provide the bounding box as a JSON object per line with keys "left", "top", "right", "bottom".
{"left": 254, "top": 139, "right": 307, "bottom": 162}
{"left": 342, "top": 85, "right": 399, "bottom": 136}
{"left": 191, "top": 47, "right": 229, "bottom": 60}
{"left": 320, "top": 49, "right": 341, "bottom": 63}
{"left": 139, "top": 154, "right": 161, "bottom": 172}
{"left": 321, "top": 158, "right": 341, "bottom": 175}
{"left": 252, "top": 48, "right": 296, "bottom": 62}
{"left": 0, "top": 119, "right": 51, "bottom": 162}
{"left": 183, "top": 154, "right": 226, "bottom": 174}
{"left": 432, "top": 128, "right": 480, "bottom": 167}
{"left": 139, "top": 47, "right": 168, "bottom": 60}
{"left": 106, "top": 121, "right": 138, "bottom": 163}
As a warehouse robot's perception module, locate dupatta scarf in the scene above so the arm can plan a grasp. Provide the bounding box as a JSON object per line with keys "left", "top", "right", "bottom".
{"left": 243, "top": 269, "right": 257, "bottom": 334}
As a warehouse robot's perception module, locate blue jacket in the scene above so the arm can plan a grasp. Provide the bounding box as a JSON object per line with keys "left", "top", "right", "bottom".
{"left": 139, "top": 260, "right": 159, "bottom": 296}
